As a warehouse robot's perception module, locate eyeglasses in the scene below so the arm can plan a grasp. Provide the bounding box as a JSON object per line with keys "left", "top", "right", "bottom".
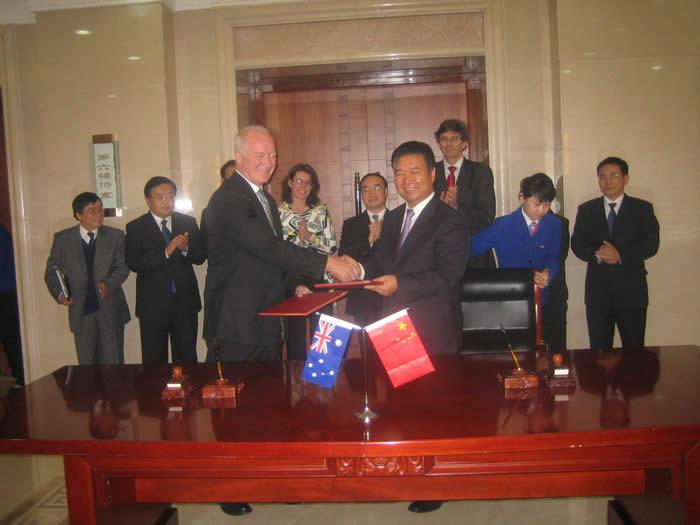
{"left": 361, "top": 184, "right": 385, "bottom": 192}
{"left": 597, "top": 172, "right": 624, "bottom": 180}
{"left": 438, "top": 135, "right": 464, "bottom": 144}
{"left": 291, "top": 178, "right": 312, "bottom": 187}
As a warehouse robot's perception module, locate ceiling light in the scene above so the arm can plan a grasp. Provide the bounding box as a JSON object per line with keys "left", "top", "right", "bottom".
{"left": 127, "top": 55, "right": 142, "bottom": 61}
{"left": 75, "top": 29, "right": 92, "bottom": 36}
{"left": 651, "top": 65, "right": 663, "bottom": 71}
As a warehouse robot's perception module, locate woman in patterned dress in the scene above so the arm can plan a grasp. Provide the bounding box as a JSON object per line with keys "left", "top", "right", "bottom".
{"left": 278, "top": 163, "right": 337, "bottom": 359}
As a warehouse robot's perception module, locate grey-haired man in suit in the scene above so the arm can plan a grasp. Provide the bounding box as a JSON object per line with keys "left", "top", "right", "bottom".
{"left": 45, "top": 192, "right": 131, "bottom": 364}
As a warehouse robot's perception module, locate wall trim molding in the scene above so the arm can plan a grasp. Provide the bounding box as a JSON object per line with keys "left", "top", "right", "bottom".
{"left": 0, "top": 27, "right": 37, "bottom": 381}
{"left": 214, "top": 0, "right": 504, "bottom": 185}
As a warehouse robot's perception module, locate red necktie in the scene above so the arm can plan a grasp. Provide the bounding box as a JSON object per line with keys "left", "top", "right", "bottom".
{"left": 447, "top": 166, "right": 456, "bottom": 188}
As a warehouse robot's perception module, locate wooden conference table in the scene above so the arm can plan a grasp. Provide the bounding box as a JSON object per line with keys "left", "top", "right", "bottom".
{"left": 0, "top": 346, "right": 699, "bottom": 525}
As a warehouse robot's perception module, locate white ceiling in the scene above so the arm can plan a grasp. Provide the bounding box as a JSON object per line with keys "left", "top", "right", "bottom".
{"left": 0, "top": 0, "right": 298, "bottom": 24}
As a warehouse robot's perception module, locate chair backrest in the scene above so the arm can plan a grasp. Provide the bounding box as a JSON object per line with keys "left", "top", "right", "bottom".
{"left": 460, "top": 268, "right": 537, "bottom": 354}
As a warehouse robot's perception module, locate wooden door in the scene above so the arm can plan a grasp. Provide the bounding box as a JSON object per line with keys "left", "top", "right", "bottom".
{"left": 263, "top": 82, "right": 469, "bottom": 240}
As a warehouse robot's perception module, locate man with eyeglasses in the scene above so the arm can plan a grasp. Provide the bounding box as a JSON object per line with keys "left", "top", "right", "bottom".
{"left": 571, "top": 156, "right": 659, "bottom": 350}
{"left": 339, "top": 172, "right": 390, "bottom": 325}
{"left": 433, "top": 118, "right": 495, "bottom": 268}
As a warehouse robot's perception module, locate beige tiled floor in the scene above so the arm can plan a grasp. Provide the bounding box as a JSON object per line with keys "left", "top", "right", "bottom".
{"left": 0, "top": 454, "right": 609, "bottom": 525}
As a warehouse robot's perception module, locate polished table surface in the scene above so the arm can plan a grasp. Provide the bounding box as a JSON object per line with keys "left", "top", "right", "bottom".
{"left": 1, "top": 346, "right": 699, "bottom": 524}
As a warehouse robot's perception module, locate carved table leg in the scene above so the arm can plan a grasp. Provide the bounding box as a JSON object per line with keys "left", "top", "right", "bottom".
{"left": 64, "top": 456, "right": 98, "bottom": 525}
{"left": 686, "top": 443, "right": 700, "bottom": 525}
{"left": 63, "top": 456, "right": 178, "bottom": 525}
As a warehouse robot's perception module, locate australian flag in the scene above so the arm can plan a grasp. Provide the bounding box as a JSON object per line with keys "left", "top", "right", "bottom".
{"left": 301, "top": 313, "right": 354, "bottom": 388}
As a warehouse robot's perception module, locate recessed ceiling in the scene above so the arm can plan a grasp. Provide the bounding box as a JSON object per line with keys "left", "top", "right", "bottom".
{"left": 1, "top": 0, "right": 301, "bottom": 24}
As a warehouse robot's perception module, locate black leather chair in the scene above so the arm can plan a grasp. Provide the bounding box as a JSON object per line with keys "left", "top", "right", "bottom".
{"left": 460, "top": 268, "right": 538, "bottom": 354}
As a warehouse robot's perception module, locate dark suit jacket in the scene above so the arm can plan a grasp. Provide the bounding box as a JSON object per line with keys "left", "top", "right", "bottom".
{"left": 362, "top": 197, "right": 470, "bottom": 354}
{"left": 45, "top": 225, "right": 130, "bottom": 334}
{"left": 125, "top": 211, "right": 205, "bottom": 320}
{"left": 435, "top": 158, "right": 495, "bottom": 267}
{"left": 434, "top": 158, "right": 495, "bottom": 234}
{"left": 549, "top": 213, "right": 570, "bottom": 303}
{"left": 339, "top": 211, "right": 384, "bottom": 325}
{"left": 203, "top": 172, "right": 327, "bottom": 348}
{"left": 199, "top": 208, "right": 209, "bottom": 261}
{"left": 571, "top": 195, "right": 659, "bottom": 309}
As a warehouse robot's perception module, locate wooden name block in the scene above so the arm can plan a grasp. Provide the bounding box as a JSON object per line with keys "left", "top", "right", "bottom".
{"left": 497, "top": 369, "right": 540, "bottom": 390}
{"left": 201, "top": 378, "right": 245, "bottom": 408}
{"left": 161, "top": 366, "right": 194, "bottom": 402}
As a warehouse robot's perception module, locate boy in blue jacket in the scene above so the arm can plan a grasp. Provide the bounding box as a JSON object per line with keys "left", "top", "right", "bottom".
{"left": 471, "top": 173, "right": 562, "bottom": 305}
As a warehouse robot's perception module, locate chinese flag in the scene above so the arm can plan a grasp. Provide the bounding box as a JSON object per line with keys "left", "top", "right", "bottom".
{"left": 365, "top": 309, "right": 435, "bottom": 387}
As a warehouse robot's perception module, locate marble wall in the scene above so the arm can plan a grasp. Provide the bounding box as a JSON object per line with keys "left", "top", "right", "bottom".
{"left": 558, "top": 0, "right": 700, "bottom": 348}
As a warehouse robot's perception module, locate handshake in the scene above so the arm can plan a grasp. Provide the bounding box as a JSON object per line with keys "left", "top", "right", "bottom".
{"left": 325, "top": 255, "right": 363, "bottom": 282}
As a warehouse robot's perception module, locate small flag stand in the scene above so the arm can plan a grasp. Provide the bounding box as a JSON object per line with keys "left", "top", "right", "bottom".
{"left": 355, "top": 328, "right": 378, "bottom": 422}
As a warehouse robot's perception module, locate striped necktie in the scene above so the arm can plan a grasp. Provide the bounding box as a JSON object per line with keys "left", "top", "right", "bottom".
{"left": 256, "top": 189, "right": 277, "bottom": 235}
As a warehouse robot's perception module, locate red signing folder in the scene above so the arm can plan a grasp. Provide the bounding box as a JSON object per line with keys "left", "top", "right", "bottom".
{"left": 314, "top": 280, "right": 379, "bottom": 290}
{"left": 258, "top": 291, "right": 348, "bottom": 317}
{"left": 365, "top": 309, "right": 435, "bottom": 388}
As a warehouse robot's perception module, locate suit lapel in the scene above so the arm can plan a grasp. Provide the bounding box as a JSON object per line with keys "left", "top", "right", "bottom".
{"left": 611, "top": 194, "right": 629, "bottom": 241}
{"left": 267, "top": 193, "right": 283, "bottom": 237}
{"left": 456, "top": 156, "right": 471, "bottom": 190}
{"left": 93, "top": 227, "right": 109, "bottom": 278}
{"left": 435, "top": 161, "right": 447, "bottom": 188}
{"left": 379, "top": 206, "right": 402, "bottom": 265}
{"left": 395, "top": 197, "right": 437, "bottom": 266}
{"left": 149, "top": 213, "right": 167, "bottom": 248}
{"left": 232, "top": 172, "right": 280, "bottom": 237}
{"left": 72, "top": 226, "right": 87, "bottom": 276}
{"left": 516, "top": 208, "right": 530, "bottom": 237}
{"left": 593, "top": 196, "right": 611, "bottom": 240}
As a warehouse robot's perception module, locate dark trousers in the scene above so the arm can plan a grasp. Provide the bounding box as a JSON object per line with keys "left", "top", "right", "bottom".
{"left": 139, "top": 307, "right": 198, "bottom": 364}
{"left": 586, "top": 305, "right": 647, "bottom": 350}
{"left": 285, "top": 305, "right": 332, "bottom": 361}
{"left": 542, "top": 301, "right": 567, "bottom": 351}
{"left": 206, "top": 340, "right": 281, "bottom": 362}
{"left": 0, "top": 289, "right": 23, "bottom": 385}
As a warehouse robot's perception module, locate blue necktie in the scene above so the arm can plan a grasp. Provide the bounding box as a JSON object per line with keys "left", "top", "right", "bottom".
{"left": 398, "top": 208, "right": 414, "bottom": 249}
{"left": 372, "top": 214, "right": 379, "bottom": 222}
{"left": 161, "top": 219, "right": 176, "bottom": 294}
{"left": 607, "top": 202, "right": 617, "bottom": 236}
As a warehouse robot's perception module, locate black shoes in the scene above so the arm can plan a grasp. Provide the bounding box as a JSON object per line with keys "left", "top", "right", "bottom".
{"left": 220, "top": 502, "right": 252, "bottom": 516}
{"left": 408, "top": 500, "right": 443, "bottom": 513}
{"left": 219, "top": 500, "right": 442, "bottom": 515}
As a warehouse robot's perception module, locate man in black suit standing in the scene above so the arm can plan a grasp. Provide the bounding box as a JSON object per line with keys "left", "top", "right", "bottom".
{"left": 571, "top": 157, "right": 660, "bottom": 349}
{"left": 363, "top": 142, "right": 470, "bottom": 355}
{"left": 126, "top": 177, "right": 206, "bottom": 364}
{"left": 338, "top": 172, "right": 389, "bottom": 326}
{"left": 204, "top": 125, "right": 360, "bottom": 363}
{"left": 363, "top": 140, "right": 470, "bottom": 514}
{"left": 433, "top": 118, "right": 495, "bottom": 267}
